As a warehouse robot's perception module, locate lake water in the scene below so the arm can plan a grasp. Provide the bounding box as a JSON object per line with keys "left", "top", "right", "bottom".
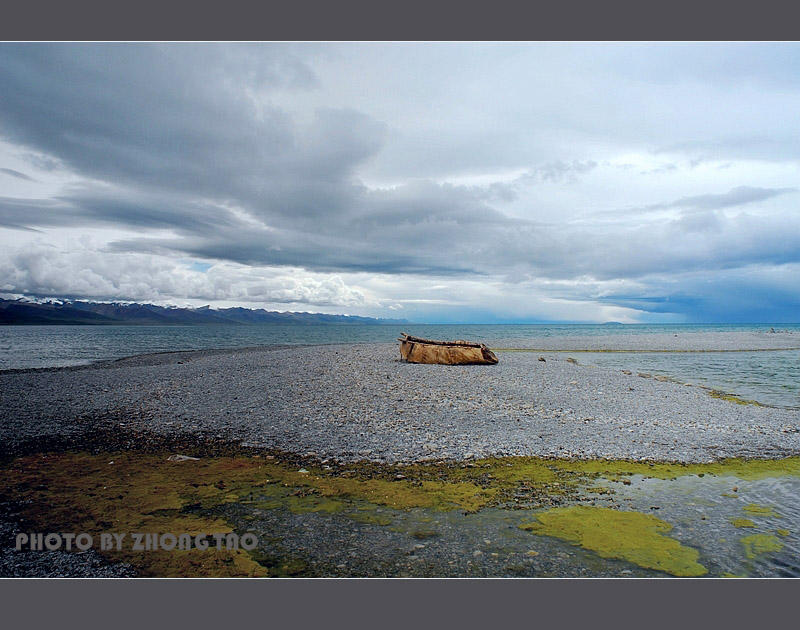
{"left": 2, "top": 323, "right": 800, "bottom": 408}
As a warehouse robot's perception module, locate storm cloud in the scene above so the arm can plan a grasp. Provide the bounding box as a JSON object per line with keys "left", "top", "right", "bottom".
{"left": 1, "top": 42, "right": 800, "bottom": 322}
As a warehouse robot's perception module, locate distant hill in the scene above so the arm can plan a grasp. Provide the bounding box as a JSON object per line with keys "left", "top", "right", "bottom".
{"left": 0, "top": 299, "right": 410, "bottom": 326}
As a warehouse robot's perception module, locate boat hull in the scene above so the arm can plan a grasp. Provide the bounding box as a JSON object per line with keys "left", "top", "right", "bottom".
{"left": 398, "top": 334, "right": 499, "bottom": 365}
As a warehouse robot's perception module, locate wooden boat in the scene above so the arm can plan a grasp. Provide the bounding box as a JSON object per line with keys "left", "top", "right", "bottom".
{"left": 398, "top": 333, "right": 499, "bottom": 365}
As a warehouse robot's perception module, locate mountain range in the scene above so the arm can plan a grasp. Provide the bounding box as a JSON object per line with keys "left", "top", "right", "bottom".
{"left": 0, "top": 299, "right": 409, "bottom": 326}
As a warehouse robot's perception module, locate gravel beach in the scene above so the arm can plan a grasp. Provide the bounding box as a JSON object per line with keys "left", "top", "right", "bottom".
{"left": 2, "top": 331, "right": 799, "bottom": 463}
{"left": 3, "top": 331, "right": 800, "bottom": 578}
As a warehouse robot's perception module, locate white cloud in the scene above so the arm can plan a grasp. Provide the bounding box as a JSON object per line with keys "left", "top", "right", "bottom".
{"left": 0, "top": 237, "right": 380, "bottom": 311}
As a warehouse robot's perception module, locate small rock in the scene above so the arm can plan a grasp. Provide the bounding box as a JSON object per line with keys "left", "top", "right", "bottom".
{"left": 167, "top": 454, "right": 199, "bottom": 462}
{"left": 298, "top": 468, "right": 309, "bottom": 474}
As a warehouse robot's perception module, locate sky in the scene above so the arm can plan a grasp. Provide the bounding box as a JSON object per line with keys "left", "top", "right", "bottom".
{"left": 1, "top": 42, "right": 799, "bottom": 324}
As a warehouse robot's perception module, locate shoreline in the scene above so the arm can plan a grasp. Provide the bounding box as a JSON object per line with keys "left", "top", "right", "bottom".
{"left": 3, "top": 332, "right": 800, "bottom": 578}
{"left": 2, "top": 332, "right": 799, "bottom": 464}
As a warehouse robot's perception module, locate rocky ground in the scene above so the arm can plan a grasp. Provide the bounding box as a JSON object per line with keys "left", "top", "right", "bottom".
{"left": 2, "top": 333, "right": 799, "bottom": 464}
{"left": 2, "top": 331, "right": 799, "bottom": 577}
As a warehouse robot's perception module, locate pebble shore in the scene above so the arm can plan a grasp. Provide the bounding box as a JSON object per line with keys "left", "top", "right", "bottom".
{"left": 2, "top": 331, "right": 799, "bottom": 463}
{"left": 3, "top": 331, "right": 800, "bottom": 578}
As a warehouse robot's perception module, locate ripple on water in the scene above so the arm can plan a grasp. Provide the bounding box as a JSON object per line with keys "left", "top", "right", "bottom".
{"left": 600, "top": 472, "right": 800, "bottom": 577}
{"left": 572, "top": 350, "right": 800, "bottom": 409}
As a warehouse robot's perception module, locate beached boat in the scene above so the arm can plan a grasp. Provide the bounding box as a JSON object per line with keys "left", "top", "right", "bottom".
{"left": 398, "top": 333, "right": 499, "bottom": 365}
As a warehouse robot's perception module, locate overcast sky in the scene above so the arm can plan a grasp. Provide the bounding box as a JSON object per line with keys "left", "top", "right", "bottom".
{"left": 1, "top": 42, "right": 799, "bottom": 323}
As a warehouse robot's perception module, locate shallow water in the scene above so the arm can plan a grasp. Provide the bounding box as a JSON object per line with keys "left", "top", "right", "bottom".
{"left": 602, "top": 473, "right": 800, "bottom": 577}
{"left": 568, "top": 349, "right": 800, "bottom": 409}
{"left": 225, "top": 468, "right": 800, "bottom": 578}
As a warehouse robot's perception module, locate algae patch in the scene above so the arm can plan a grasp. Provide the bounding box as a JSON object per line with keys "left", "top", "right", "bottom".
{"left": 707, "top": 390, "right": 763, "bottom": 407}
{"left": 0, "top": 451, "right": 269, "bottom": 577}
{"left": 547, "top": 456, "right": 800, "bottom": 482}
{"left": 3, "top": 448, "right": 799, "bottom": 577}
{"left": 740, "top": 534, "right": 784, "bottom": 560}
{"left": 519, "top": 506, "right": 707, "bottom": 577}
{"left": 730, "top": 518, "right": 756, "bottom": 528}
{"left": 742, "top": 503, "right": 780, "bottom": 518}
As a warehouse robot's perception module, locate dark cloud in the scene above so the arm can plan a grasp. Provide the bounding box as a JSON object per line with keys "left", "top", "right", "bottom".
{"left": 0, "top": 167, "right": 35, "bottom": 181}
{"left": 0, "top": 189, "right": 251, "bottom": 236}
{"left": 56, "top": 186, "right": 251, "bottom": 234}
{"left": 0, "top": 44, "right": 395, "bottom": 243}
{"left": 2, "top": 43, "right": 800, "bottom": 321}
{"left": 0, "top": 196, "right": 68, "bottom": 230}
{"left": 0, "top": 44, "right": 383, "bottom": 221}
{"left": 596, "top": 265, "right": 800, "bottom": 323}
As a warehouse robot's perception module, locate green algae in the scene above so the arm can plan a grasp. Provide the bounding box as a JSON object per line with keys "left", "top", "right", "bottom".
{"left": 743, "top": 503, "right": 780, "bottom": 518}
{"left": 519, "top": 506, "right": 707, "bottom": 577}
{"left": 3, "top": 447, "right": 800, "bottom": 577}
{"left": 543, "top": 455, "right": 800, "bottom": 482}
{"left": 254, "top": 499, "right": 283, "bottom": 510}
{"left": 730, "top": 518, "right": 756, "bottom": 528}
{"left": 346, "top": 511, "right": 394, "bottom": 526}
{"left": 776, "top": 529, "right": 790, "bottom": 536}
{"left": 740, "top": 534, "right": 784, "bottom": 560}
{"left": 0, "top": 451, "right": 269, "bottom": 577}
{"left": 0, "top": 450, "right": 504, "bottom": 576}
{"left": 707, "top": 390, "right": 763, "bottom": 406}
{"left": 286, "top": 495, "right": 346, "bottom": 514}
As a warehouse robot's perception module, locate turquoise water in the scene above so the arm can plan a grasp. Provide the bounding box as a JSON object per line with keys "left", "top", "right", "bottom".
{"left": 2, "top": 323, "right": 800, "bottom": 408}
{"left": 568, "top": 349, "right": 800, "bottom": 410}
